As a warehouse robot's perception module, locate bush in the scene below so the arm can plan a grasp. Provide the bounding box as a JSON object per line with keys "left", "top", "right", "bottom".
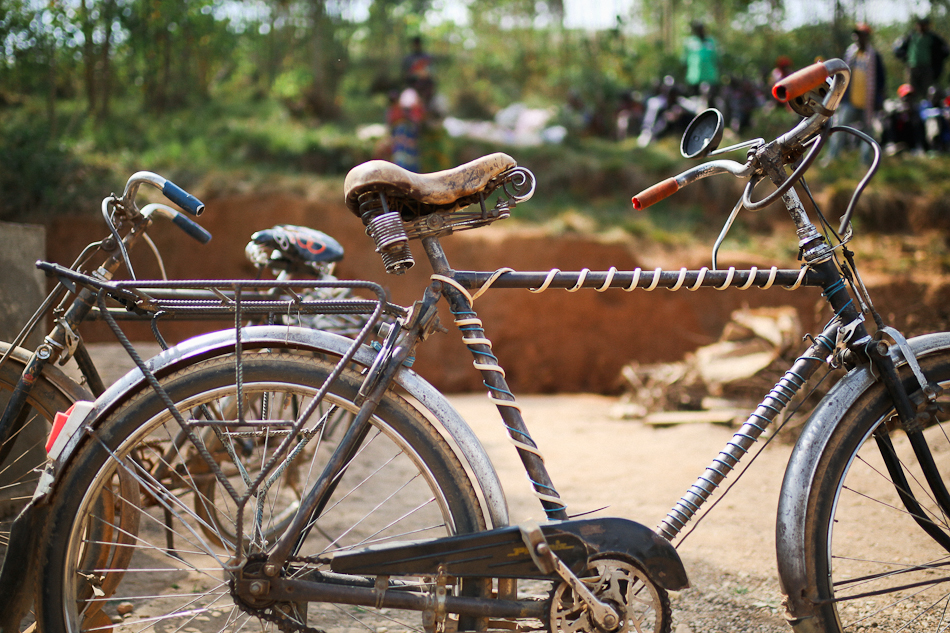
{"left": 0, "top": 118, "right": 108, "bottom": 221}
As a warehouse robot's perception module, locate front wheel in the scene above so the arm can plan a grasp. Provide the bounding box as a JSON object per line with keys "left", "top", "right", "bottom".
{"left": 37, "top": 352, "right": 486, "bottom": 633}
{"left": 795, "top": 347, "right": 950, "bottom": 633}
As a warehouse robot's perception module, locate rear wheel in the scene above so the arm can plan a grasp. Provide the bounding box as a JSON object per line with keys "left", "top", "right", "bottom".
{"left": 37, "top": 352, "right": 486, "bottom": 633}
{"left": 800, "top": 348, "right": 950, "bottom": 632}
{"left": 0, "top": 343, "right": 87, "bottom": 566}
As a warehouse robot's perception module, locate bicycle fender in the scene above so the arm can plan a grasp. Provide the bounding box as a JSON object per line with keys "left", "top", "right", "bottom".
{"left": 776, "top": 331, "right": 950, "bottom": 633}
{"left": 0, "top": 341, "right": 95, "bottom": 404}
{"left": 47, "top": 325, "right": 509, "bottom": 529}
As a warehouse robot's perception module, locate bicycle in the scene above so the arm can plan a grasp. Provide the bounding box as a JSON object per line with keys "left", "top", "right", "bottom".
{"left": 0, "top": 175, "right": 370, "bottom": 626}
{"left": 0, "top": 170, "right": 209, "bottom": 551}
{"left": 23, "top": 57, "right": 950, "bottom": 633}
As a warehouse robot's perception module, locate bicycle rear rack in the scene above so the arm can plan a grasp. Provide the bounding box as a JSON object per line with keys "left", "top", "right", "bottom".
{"left": 38, "top": 260, "right": 402, "bottom": 560}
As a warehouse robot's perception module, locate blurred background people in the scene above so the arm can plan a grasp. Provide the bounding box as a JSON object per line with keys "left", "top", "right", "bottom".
{"left": 823, "top": 23, "right": 886, "bottom": 163}
{"left": 882, "top": 84, "right": 928, "bottom": 155}
{"left": 895, "top": 17, "right": 949, "bottom": 102}
{"left": 682, "top": 21, "right": 720, "bottom": 108}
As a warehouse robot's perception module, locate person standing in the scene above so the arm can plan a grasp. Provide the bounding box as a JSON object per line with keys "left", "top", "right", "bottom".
{"left": 824, "top": 23, "right": 886, "bottom": 163}
{"left": 402, "top": 36, "right": 433, "bottom": 88}
{"left": 895, "top": 17, "right": 950, "bottom": 101}
{"left": 387, "top": 84, "right": 425, "bottom": 172}
{"left": 682, "top": 21, "right": 719, "bottom": 105}
{"left": 386, "top": 37, "right": 434, "bottom": 173}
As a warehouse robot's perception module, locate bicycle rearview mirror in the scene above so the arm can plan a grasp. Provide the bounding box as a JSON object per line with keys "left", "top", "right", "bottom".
{"left": 681, "top": 109, "right": 724, "bottom": 159}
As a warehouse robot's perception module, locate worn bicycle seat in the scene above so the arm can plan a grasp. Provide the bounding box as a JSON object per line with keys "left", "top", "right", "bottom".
{"left": 344, "top": 153, "right": 517, "bottom": 219}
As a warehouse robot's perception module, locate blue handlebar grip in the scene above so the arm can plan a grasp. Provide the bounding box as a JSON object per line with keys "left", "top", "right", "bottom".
{"left": 171, "top": 213, "right": 213, "bottom": 244}
{"left": 163, "top": 180, "right": 205, "bottom": 216}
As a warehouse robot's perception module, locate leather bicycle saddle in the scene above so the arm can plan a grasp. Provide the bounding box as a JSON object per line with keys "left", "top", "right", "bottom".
{"left": 343, "top": 153, "right": 517, "bottom": 220}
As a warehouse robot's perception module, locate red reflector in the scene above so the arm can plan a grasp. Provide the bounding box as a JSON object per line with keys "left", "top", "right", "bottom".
{"left": 46, "top": 403, "right": 76, "bottom": 454}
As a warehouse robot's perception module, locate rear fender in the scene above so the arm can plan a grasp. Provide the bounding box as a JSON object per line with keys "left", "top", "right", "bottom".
{"left": 0, "top": 341, "right": 94, "bottom": 404}
{"left": 48, "top": 325, "right": 509, "bottom": 529}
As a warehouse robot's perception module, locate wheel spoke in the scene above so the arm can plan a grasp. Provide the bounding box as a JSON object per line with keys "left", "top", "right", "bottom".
{"left": 40, "top": 353, "right": 484, "bottom": 633}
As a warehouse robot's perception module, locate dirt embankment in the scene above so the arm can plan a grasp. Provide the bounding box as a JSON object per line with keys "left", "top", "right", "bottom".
{"left": 47, "top": 191, "right": 950, "bottom": 393}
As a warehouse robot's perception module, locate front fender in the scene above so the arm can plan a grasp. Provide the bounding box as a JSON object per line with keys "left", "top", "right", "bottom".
{"left": 50, "top": 325, "right": 509, "bottom": 530}
{"left": 776, "top": 331, "right": 950, "bottom": 632}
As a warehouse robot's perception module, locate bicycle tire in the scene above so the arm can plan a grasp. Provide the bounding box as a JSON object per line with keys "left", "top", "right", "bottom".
{"left": 795, "top": 347, "right": 950, "bottom": 633}
{"left": 37, "top": 352, "right": 486, "bottom": 633}
{"left": 0, "top": 343, "right": 89, "bottom": 567}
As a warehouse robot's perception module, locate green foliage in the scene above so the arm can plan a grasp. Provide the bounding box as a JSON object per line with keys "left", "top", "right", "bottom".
{"left": 0, "top": 113, "right": 110, "bottom": 222}
{"left": 1, "top": 0, "right": 947, "bottom": 236}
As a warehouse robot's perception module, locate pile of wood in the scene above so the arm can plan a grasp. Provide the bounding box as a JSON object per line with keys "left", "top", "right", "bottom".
{"left": 613, "top": 307, "right": 813, "bottom": 426}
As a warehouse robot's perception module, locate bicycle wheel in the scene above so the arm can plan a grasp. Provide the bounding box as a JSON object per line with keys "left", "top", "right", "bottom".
{"left": 37, "top": 352, "right": 487, "bottom": 633}
{"left": 797, "top": 348, "right": 950, "bottom": 632}
{"left": 0, "top": 343, "right": 86, "bottom": 565}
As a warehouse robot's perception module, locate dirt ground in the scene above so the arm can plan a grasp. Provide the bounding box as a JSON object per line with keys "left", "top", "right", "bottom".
{"left": 82, "top": 344, "right": 791, "bottom": 633}
{"left": 452, "top": 393, "right": 791, "bottom": 633}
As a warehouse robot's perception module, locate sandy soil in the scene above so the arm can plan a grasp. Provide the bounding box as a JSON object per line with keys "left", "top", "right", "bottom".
{"left": 452, "top": 393, "right": 790, "bottom": 633}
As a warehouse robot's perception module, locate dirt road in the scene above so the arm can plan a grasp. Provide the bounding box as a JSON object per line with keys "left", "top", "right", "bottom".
{"left": 453, "top": 393, "right": 790, "bottom": 633}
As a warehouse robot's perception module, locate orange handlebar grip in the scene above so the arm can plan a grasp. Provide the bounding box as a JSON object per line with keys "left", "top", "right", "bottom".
{"left": 632, "top": 178, "right": 680, "bottom": 210}
{"left": 772, "top": 62, "right": 830, "bottom": 103}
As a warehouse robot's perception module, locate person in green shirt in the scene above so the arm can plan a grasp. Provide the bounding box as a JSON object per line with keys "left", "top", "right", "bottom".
{"left": 895, "top": 17, "right": 950, "bottom": 101}
{"left": 682, "top": 21, "right": 719, "bottom": 104}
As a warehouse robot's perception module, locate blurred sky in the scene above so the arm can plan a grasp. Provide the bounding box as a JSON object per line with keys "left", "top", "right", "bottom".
{"left": 229, "top": 0, "right": 930, "bottom": 32}
{"left": 562, "top": 0, "right": 927, "bottom": 30}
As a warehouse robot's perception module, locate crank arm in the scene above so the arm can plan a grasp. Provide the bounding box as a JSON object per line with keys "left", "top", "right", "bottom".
{"left": 241, "top": 576, "right": 546, "bottom": 619}
{"left": 520, "top": 522, "right": 621, "bottom": 630}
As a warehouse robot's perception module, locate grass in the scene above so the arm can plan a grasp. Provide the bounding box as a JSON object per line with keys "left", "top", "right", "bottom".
{"left": 5, "top": 92, "right": 950, "bottom": 273}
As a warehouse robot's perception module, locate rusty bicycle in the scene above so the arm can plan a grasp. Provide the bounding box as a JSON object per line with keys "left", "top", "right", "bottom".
{"left": 23, "top": 58, "right": 950, "bottom": 633}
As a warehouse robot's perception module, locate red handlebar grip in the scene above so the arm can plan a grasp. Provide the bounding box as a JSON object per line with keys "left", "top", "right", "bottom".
{"left": 772, "top": 62, "right": 830, "bottom": 103}
{"left": 632, "top": 178, "right": 680, "bottom": 210}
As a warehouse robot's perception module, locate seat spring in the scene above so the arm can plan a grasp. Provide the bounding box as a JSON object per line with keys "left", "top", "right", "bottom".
{"left": 366, "top": 211, "right": 414, "bottom": 275}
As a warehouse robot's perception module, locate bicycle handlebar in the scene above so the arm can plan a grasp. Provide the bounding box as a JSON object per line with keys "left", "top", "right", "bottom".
{"left": 120, "top": 171, "right": 205, "bottom": 216}
{"left": 631, "top": 178, "right": 679, "bottom": 210}
{"left": 162, "top": 180, "right": 205, "bottom": 216}
{"left": 631, "top": 58, "right": 851, "bottom": 212}
{"left": 141, "top": 203, "right": 213, "bottom": 244}
{"left": 632, "top": 160, "right": 754, "bottom": 211}
{"left": 772, "top": 61, "right": 830, "bottom": 103}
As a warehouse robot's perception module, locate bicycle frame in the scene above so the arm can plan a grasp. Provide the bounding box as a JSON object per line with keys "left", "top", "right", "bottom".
{"left": 258, "top": 233, "right": 863, "bottom": 564}
{"left": 251, "top": 146, "right": 944, "bottom": 622}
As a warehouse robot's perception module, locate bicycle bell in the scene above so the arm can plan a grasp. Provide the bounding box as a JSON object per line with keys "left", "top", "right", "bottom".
{"left": 681, "top": 109, "right": 724, "bottom": 159}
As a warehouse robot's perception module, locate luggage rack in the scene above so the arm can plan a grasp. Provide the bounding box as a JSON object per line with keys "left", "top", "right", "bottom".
{"left": 38, "top": 261, "right": 400, "bottom": 325}
{"left": 38, "top": 261, "right": 397, "bottom": 426}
